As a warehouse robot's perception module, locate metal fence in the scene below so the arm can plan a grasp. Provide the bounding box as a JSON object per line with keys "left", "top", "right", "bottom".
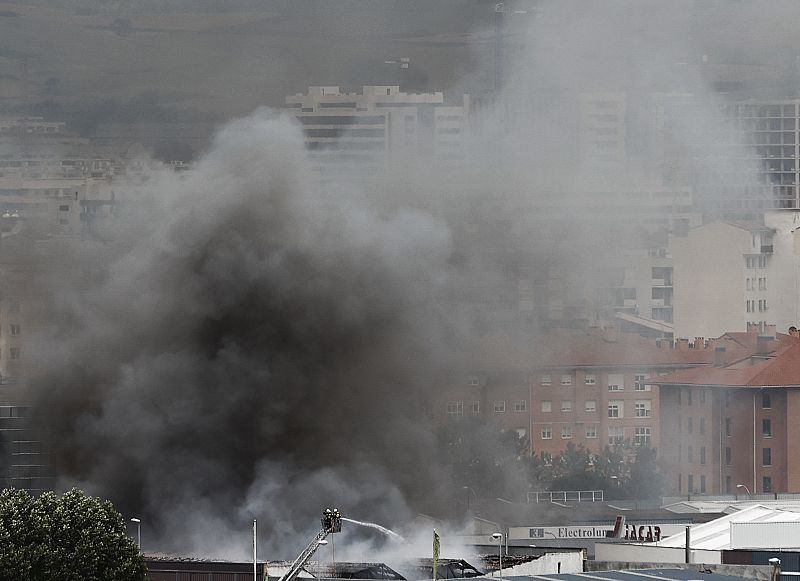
{"left": 527, "top": 490, "right": 605, "bottom": 503}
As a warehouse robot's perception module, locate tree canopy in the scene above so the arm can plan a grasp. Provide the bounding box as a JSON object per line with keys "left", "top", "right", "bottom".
{"left": 439, "top": 419, "right": 665, "bottom": 502}
{"left": 0, "top": 488, "right": 146, "bottom": 581}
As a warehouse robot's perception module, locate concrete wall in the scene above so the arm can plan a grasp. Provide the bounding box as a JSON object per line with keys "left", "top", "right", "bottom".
{"left": 497, "top": 552, "right": 583, "bottom": 576}
{"left": 672, "top": 222, "right": 752, "bottom": 339}
{"left": 588, "top": 561, "right": 773, "bottom": 581}
{"left": 594, "top": 543, "right": 722, "bottom": 564}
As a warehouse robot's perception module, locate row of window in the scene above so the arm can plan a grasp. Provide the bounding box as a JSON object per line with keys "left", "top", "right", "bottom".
{"left": 680, "top": 445, "right": 707, "bottom": 464}
{"left": 681, "top": 416, "right": 707, "bottom": 434}
{"left": 723, "top": 445, "right": 773, "bottom": 468}
{"left": 448, "top": 399, "right": 653, "bottom": 418}
{"left": 746, "top": 299, "right": 768, "bottom": 313}
{"left": 745, "top": 255, "right": 768, "bottom": 269}
{"left": 724, "top": 416, "right": 772, "bottom": 437}
{"left": 468, "top": 374, "right": 652, "bottom": 390}
{"left": 746, "top": 277, "right": 767, "bottom": 291}
{"left": 540, "top": 425, "right": 651, "bottom": 445}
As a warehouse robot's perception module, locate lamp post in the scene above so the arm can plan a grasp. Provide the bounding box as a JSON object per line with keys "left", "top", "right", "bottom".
{"left": 130, "top": 518, "right": 141, "bottom": 549}
{"left": 491, "top": 532, "right": 503, "bottom": 580}
{"left": 737, "top": 483, "right": 751, "bottom": 495}
{"left": 462, "top": 486, "right": 477, "bottom": 512}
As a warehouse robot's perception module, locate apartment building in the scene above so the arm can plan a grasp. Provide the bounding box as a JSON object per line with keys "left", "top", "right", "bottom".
{"left": 651, "top": 331, "right": 800, "bottom": 495}
{"left": 654, "top": 96, "right": 800, "bottom": 217}
{"left": 439, "top": 330, "right": 713, "bottom": 456}
{"left": 284, "top": 85, "right": 469, "bottom": 179}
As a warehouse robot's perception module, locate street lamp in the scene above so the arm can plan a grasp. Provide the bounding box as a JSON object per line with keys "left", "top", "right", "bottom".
{"left": 491, "top": 532, "right": 503, "bottom": 581}
{"left": 736, "top": 483, "right": 751, "bottom": 495}
{"left": 130, "top": 518, "right": 141, "bottom": 549}
{"left": 462, "top": 486, "right": 477, "bottom": 511}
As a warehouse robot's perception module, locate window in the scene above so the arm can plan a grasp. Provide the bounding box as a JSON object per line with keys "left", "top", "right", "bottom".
{"left": 446, "top": 401, "right": 463, "bottom": 417}
{"left": 687, "top": 390, "right": 692, "bottom": 406}
{"left": 514, "top": 400, "right": 527, "bottom": 412}
{"left": 726, "top": 476, "right": 732, "bottom": 494}
{"left": 763, "top": 476, "right": 773, "bottom": 493}
{"left": 494, "top": 401, "right": 506, "bottom": 413}
{"left": 700, "top": 416, "right": 706, "bottom": 434}
{"left": 541, "top": 375, "right": 552, "bottom": 386}
{"left": 469, "top": 401, "right": 480, "bottom": 415}
{"left": 607, "top": 373, "right": 624, "bottom": 391}
{"left": 725, "top": 447, "right": 732, "bottom": 465}
{"left": 634, "top": 426, "right": 651, "bottom": 446}
{"left": 561, "top": 426, "right": 573, "bottom": 439}
{"left": 686, "top": 417, "right": 693, "bottom": 433}
{"left": 585, "top": 400, "right": 596, "bottom": 413}
{"left": 634, "top": 374, "right": 649, "bottom": 391}
{"left": 585, "top": 374, "right": 597, "bottom": 385}
{"left": 585, "top": 425, "right": 597, "bottom": 438}
{"left": 634, "top": 400, "right": 652, "bottom": 418}
{"left": 700, "top": 389, "right": 706, "bottom": 405}
{"left": 9, "top": 324, "right": 20, "bottom": 337}
{"left": 762, "top": 393, "right": 771, "bottom": 409}
{"left": 726, "top": 417, "right": 732, "bottom": 436}
{"left": 9, "top": 348, "right": 20, "bottom": 360}
{"left": 608, "top": 426, "right": 624, "bottom": 445}
{"left": 560, "top": 374, "right": 572, "bottom": 386}
{"left": 759, "top": 277, "right": 767, "bottom": 291}
{"left": 700, "top": 446, "right": 706, "bottom": 465}
{"left": 679, "top": 473, "right": 682, "bottom": 494}
{"left": 541, "top": 426, "right": 552, "bottom": 440}
{"left": 608, "top": 401, "right": 624, "bottom": 418}
{"left": 763, "top": 418, "right": 772, "bottom": 437}
{"left": 687, "top": 446, "right": 694, "bottom": 464}
{"left": 541, "top": 401, "right": 552, "bottom": 413}
{"left": 688, "top": 474, "right": 694, "bottom": 493}
{"left": 561, "top": 400, "right": 573, "bottom": 412}
{"left": 468, "top": 377, "right": 480, "bottom": 386}
{"left": 746, "top": 299, "right": 754, "bottom": 313}
{"left": 59, "top": 204, "right": 69, "bottom": 211}
{"left": 763, "top": 447, "right": 772, "bottom": 466}
{"left": 700, "top": 475, "right": 707, "bottom": 494}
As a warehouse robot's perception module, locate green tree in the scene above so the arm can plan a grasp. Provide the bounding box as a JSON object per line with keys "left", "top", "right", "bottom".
{"left": 0, "top": 488, "right": 146, "bottom": 581}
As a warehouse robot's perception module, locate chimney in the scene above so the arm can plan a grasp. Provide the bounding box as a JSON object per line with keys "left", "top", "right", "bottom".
{"left": 766, "top": 324, "right": 777, "bottom": 337}
{"left": 694, "top": 337, "right": 705, "bottom": 350}
{"left": 757, "top": 335, "right": 775, "bottom": 355}
{"left": 676, "top": 338, "right": 689, "bottom": 351}
{"left": 714, "top": 346, "right": 726, "bottom": 367}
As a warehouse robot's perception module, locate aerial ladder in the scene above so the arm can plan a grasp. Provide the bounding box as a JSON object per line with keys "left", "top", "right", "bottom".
{"left": 277, "top": 508, "right": 342, "bottom": 581}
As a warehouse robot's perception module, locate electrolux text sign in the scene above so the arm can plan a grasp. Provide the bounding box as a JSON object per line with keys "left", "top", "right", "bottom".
{"left": 529, "top": 526, "right": 609, "bottom": 539}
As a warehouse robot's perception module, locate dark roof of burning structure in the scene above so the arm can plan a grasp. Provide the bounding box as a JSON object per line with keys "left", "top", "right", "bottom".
{"left": 305, "top": 561, "right": 405, "bottom": 580}
{"left": 392, "top": 558, "right": 483, "bottom": 580}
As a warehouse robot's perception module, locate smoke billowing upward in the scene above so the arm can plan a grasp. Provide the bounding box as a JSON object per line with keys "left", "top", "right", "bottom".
{"left": 12, "top": 0, "right": 800, "bottom": 560}
{"left": 25, "top": 110, "right": 454, "bottom": 556}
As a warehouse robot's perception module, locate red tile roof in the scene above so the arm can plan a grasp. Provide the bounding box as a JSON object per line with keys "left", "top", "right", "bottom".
{"left": 651, "top": 339, "right": 800, "bottom": 388}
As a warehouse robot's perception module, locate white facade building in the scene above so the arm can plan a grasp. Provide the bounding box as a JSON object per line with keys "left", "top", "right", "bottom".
{"left": 671, "top": 221, "right": 775, "bottom": 338}
{"left": 284, "top": 86, "right": 469, "bottom": 179}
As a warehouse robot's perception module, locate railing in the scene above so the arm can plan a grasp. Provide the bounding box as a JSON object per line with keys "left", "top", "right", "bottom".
{"left": 662, "top": 492, "right": 800, "bottom": 504}
{"left": 527, "top": 490, "right": 604, "bottom": 503}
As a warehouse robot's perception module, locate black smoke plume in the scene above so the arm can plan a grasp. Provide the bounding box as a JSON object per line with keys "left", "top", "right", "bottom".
{"left": 25, "top": 110, "right": 454, "bottom": 556}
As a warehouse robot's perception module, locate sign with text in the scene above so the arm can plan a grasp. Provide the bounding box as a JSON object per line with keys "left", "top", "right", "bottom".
{"left": 509, "top": 523, "right": 687, "bottom": 541}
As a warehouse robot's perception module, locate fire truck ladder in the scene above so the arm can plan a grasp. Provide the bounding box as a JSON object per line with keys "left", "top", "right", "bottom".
{"left": 278, "top": 508, "right": 342, "bottom": 581}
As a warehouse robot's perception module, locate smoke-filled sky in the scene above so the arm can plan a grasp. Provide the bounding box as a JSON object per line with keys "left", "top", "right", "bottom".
{"left": 10, "top": 0, "right": 800, "bottom": 561}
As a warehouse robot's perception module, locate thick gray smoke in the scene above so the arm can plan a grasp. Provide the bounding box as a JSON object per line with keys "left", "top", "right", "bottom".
{"left": 26, "top": 110, "right": 454, "bottom": 556}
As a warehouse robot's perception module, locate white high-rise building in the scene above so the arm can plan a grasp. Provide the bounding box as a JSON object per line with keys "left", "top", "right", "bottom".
{"left": 284, "top": 86, "right": 469, "bottom": 179}
{"left": 670, "top": 221, "right": 775, "bottom": 339}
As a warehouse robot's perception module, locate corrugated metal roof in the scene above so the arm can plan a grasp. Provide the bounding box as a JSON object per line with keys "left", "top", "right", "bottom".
{"left": 466, "top": 569, "right": 756, "bottom": 581}
{"left": 656, "top": 505, "right": 800, "bottom": 550}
